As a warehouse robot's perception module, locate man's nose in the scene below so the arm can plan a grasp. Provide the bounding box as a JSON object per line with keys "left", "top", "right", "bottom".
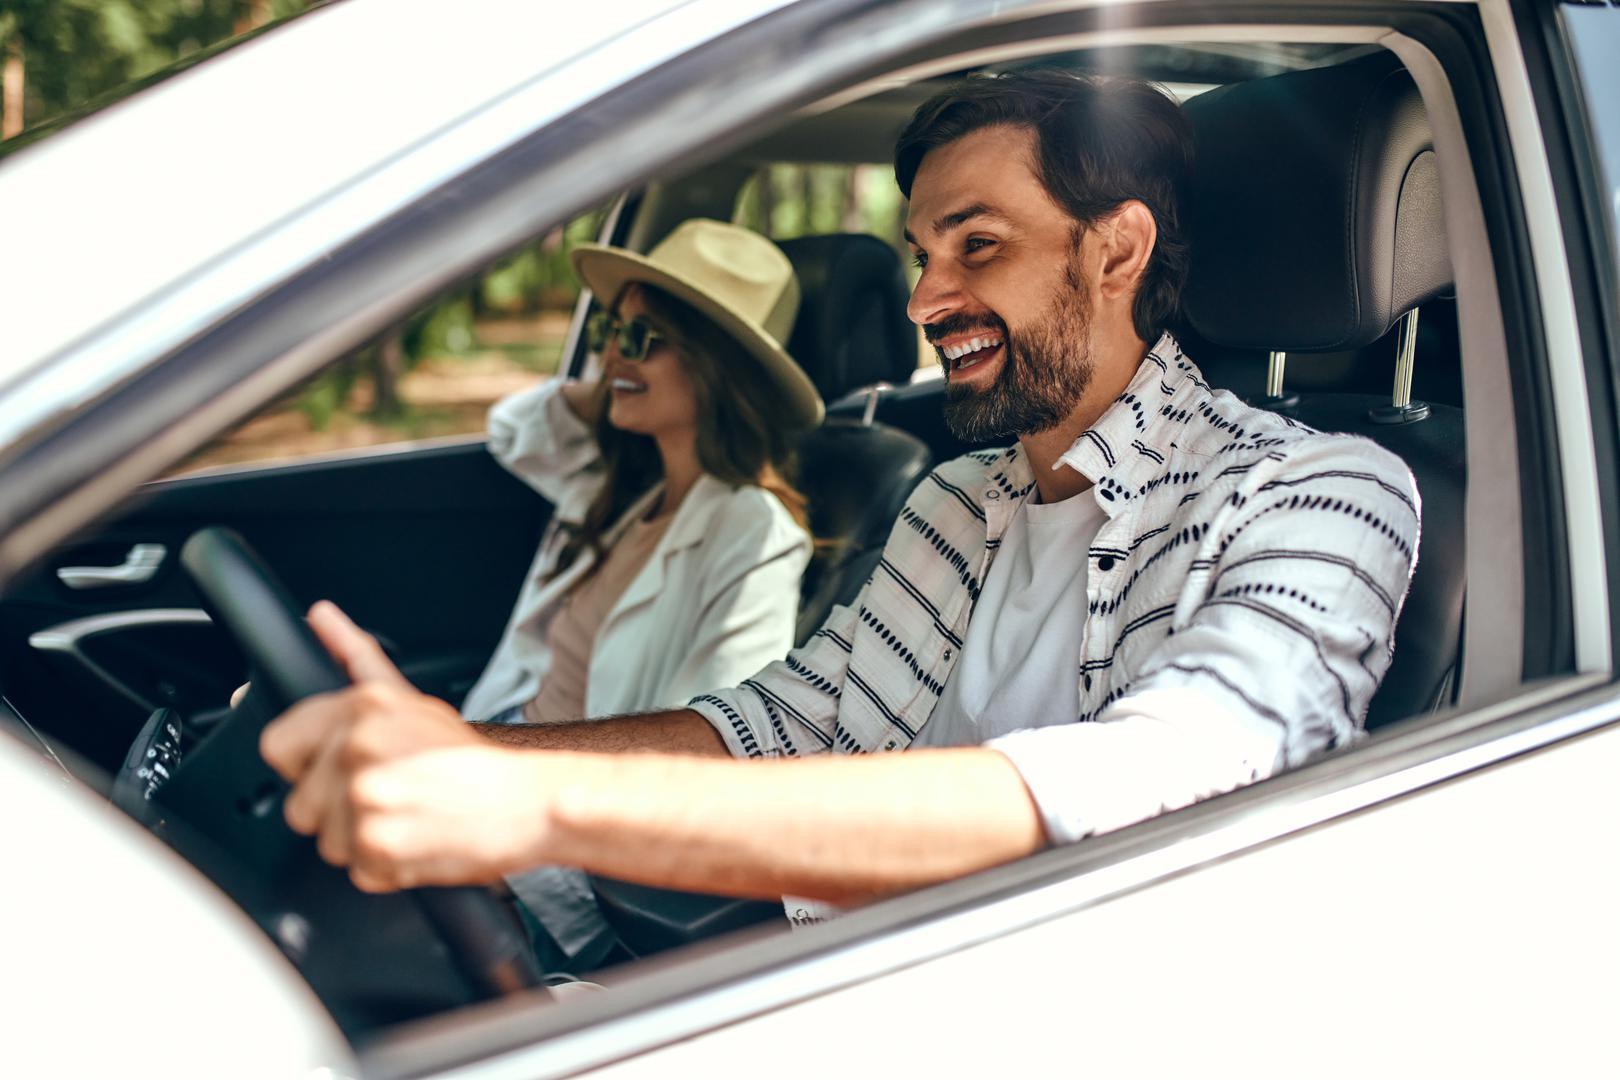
{"left": 906, "top": 264, "right": 962, "bottom": 327}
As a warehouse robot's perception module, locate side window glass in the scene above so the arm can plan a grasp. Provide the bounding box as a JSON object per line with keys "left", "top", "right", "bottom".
{"left": 172, "top": 206, "right": 610, "bottom": 474}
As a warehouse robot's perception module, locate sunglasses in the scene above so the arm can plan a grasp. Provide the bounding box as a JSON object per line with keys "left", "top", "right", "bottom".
{"left": 586, "top": 311, "right": 668, "bottom": 361}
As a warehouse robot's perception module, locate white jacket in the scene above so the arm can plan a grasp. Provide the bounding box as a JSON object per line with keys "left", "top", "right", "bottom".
{"left": 459, "top": 378, "right": 812, "bottom": 723}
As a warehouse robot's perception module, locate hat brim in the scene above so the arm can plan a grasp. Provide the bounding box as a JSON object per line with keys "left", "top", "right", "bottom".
{"left": 570, "top": 242, "right": 824, "bottom": 432}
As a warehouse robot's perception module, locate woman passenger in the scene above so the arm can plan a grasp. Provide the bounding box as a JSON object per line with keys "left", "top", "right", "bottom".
{"left": 457, "top": 220, "right": 822, "bottom": 967}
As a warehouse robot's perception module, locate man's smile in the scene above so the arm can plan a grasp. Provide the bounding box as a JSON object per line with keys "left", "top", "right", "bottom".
{"left": 939, "top": 334, "right": 1005, "bottom": 381}
{"left": 929, "top": 320, "right": 1007, "bottom": 382}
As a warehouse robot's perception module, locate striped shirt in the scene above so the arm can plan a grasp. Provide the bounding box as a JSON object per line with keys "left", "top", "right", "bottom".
{"left": 690, "top": 332, "right": 1420, "bottom": 842}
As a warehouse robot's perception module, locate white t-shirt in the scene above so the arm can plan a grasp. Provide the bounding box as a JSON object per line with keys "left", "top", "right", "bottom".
{"left": 919, "top": 491, "right": 1107, "bottom": 745}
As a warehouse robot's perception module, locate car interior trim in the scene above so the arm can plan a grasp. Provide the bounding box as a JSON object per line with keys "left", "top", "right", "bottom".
{"left": 817, "top": 21, "right": 1388, "bottom": 104}
{"left": 27, "top": 608, "right": 214, "bottom": 715}
{"left": 26, "top": 607, "right": 214, "bottom": 650}
{"left": 1476, "top": 0, "right": 1608, "bottom": 673}
{"left": 1382, "top": 26, "right": 1527, "bottom": 705}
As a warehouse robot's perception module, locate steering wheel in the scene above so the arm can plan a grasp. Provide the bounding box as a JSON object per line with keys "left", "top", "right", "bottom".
{"left": 122, "top": 526, "right": 542, "bottom": 1028}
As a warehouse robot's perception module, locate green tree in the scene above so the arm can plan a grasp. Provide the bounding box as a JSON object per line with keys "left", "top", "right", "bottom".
{"left": 0, "top": 0, "right": 306, "bottom": 143}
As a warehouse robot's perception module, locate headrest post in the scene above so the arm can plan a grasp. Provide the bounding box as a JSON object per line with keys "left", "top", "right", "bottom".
{"left": 1391, "top": 308, "right": 1420, "bottom": 409}
{"left": 860, "top": 382, "right": 892, "bottom": 427}
{"left": 1254, "top": 350, "right": 1299, "bottom": 412}
{"left": 1265, "top": 351, "right": 1288, "bottom": 398}
{"left": 1370, "top": 308, "right": 1431, "bottom": 425}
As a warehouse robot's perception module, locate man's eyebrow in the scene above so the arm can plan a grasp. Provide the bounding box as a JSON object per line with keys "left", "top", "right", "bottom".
{"left": 904, "top": 203, "right": 1012, "bottom": 246}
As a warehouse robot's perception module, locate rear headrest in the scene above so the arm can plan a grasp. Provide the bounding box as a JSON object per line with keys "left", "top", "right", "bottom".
{"left": 1182, "top": 52, "right": 1451, "bottom": 353}
{"left": 777, "top": 233, "right": 917, "bottom": 401}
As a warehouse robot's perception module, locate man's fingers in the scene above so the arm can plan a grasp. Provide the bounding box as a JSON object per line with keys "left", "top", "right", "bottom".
{"left": 349, "top": 866, "right": 396, "bottom": 894}
{"left": 314, "top": 786, "right": 355, "bottom": 868}
{"left": 307, "top": 600, "right": 410, "bottom": 688}
{"left": 286, "top": 719, "right": 352, "bottom": 844}
{"left": 261, "top": 694, "right": 346, "bottom": 784}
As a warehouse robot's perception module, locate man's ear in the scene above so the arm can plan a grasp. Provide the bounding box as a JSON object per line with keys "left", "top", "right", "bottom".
{"left": 1095, "top": 200, "right": 1157, "bottom": 304}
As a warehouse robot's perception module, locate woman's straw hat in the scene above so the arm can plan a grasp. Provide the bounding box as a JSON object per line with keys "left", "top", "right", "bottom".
{"left": 571, "top": 219, "right": 824, "bottom": 431}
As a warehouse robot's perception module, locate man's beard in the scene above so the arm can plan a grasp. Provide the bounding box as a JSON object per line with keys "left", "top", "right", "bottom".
{"left": 935, "top": 266, "right": 1094, "bottom": 445}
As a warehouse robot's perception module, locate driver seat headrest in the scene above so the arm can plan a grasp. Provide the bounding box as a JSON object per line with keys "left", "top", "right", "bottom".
{"left": 777, "top": 233, "right": 917, "bottom": 402}
{"left": 1182, "top": 51, "right": 1452, "bottom": 353}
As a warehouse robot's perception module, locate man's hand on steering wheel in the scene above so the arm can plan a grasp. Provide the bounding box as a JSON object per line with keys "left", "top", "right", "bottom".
{"left": 261, "top": 601, "right": 552, "bottom": 894}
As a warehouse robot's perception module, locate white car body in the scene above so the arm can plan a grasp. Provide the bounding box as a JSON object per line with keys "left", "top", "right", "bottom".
{"left": 3, "top": 0, "right": 1618, "bottom": 1076}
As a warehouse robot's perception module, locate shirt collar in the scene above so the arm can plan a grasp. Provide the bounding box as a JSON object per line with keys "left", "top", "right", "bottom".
{"left": 971, "top": 332, "right": 1202, "bottom": 519}
{"left": 1053, "top": 331, "right": 1201, "bottom": 500}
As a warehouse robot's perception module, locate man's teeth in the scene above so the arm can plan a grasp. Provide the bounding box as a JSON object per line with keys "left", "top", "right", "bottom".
{"left": 611, "top": 377, "right": 646, "bottom": 392}
{"left": 942, "top": 336, "right": 1003, "bottom": 362}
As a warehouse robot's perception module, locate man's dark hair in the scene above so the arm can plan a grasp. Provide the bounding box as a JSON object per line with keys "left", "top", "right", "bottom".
{"left": 894, "top": 71, "right": 1193, "bottom": 343}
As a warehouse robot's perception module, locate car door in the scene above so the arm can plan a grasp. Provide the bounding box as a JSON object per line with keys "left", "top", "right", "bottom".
{"left": 0, "top": 438, "right": 548, "bottom": 773}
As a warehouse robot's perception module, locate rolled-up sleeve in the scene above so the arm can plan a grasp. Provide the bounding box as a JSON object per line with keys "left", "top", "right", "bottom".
{"left": 993, "top": 435, "right": 1420, "bottom": 844}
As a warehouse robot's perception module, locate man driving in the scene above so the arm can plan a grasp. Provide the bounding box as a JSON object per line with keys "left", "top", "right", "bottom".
{"left": 261, "top": 72, "right": 1419, "bottom": 923}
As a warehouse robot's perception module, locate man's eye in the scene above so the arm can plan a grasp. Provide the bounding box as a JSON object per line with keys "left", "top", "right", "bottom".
{"left": 965, "top": 237, "right": 994, "bottom": 254}
{"left": 911, "top": 251, "right": 928, "bottom": 269}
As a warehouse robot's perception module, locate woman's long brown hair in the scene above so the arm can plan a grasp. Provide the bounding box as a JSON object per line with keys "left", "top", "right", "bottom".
{"left": 550, "top": 284, "right": 811, "bottom": 582}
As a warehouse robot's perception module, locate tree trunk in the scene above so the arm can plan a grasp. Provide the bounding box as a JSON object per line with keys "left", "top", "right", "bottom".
{"left": 842, "top": 166, "right": 864, "bottom": 233}
{"left": 758, "top": 168, "right": 777, "bottom": 235}
{"left": 372, "top": 328, "right": 405, "bottom": 417}
{"left": 2, "top": 35, "right": 24, "bottom": 141}
{"left": 236, "top": 0, "right": 273, "bottom": 36}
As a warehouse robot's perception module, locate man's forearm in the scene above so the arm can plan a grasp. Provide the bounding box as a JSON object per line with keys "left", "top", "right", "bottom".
{"left": 524, "top": 747, "right": 1047, "bottom": 904}
{"left": 474, "top": 707, "right": 730, "bottom": 757}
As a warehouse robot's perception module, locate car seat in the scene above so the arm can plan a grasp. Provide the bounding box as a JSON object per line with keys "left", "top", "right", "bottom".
{"left": 1180, "top": 50, "right": 1465, "bottom": 730}
{"left": 779, "top": 233, "right": 934, "bottom": 643}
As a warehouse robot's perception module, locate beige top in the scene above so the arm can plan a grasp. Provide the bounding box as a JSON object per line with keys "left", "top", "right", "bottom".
{"left": 524, "top": 512, "right": 673, "bottom": 723}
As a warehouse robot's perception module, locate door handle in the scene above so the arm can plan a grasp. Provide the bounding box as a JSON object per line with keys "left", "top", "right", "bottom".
{"left": 56, "top": 544, "right": 168, "bottom": 590}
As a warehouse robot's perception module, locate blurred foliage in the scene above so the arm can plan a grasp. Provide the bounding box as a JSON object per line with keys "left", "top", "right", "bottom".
{"left": 736, "top": 163, "right": 909, "bottom": 257}
{"left": 478, "top": 212, "right": 612, "bottom": 316}
{"left": 0, "top": 1, "right": 312, "bottom": 137}
{"left": 294, "top": 206, "right": 610, "bottom": 431}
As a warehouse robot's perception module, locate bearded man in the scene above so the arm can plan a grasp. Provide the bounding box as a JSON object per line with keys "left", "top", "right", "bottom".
{"left": 260, "top": 72, "right": 1420, "bottom": 938}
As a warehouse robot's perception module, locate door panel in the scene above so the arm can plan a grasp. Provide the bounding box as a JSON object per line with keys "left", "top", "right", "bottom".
{"left": 0, "top": 439, "right": 548, "bottom": 772}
